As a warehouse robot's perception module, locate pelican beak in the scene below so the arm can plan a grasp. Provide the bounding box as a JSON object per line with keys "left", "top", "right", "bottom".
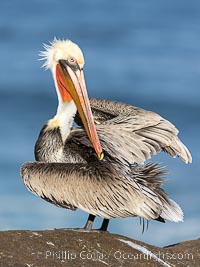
{"left": 56, "top": 59, "right": 104, "bottom": 160}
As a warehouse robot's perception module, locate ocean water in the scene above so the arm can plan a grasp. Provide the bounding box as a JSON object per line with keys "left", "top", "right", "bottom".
{"left": 0, "top": 0, "right": 199, "bottom": 247}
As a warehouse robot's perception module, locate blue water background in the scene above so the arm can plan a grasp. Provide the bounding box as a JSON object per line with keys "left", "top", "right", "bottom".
{"left": 0, "top": 0, "right": 199, "bottom": 247}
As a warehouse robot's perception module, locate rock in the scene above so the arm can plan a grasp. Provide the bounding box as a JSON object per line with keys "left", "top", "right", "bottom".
{"left": 0, "top": 229, "right": 199, "bottom": 266}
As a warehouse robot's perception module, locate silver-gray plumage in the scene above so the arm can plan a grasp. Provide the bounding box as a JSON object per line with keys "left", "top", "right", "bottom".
{"left": 21, "top": 98, "right": 192, "bottom": 226}
{"left": 88, "top": 98, "right": 192, "bottom": 165}
{"left": 21, "top": 161, "right": 182, "bottom": 222}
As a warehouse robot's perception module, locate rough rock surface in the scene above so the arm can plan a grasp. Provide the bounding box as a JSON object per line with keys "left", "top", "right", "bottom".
{"left": 0, "top": 229, "right": 199, "bottom": 266}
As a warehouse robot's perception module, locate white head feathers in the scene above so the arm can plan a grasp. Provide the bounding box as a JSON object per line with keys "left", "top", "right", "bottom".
{"left": 39, "top": 38, "right": 85, "bottom": 71}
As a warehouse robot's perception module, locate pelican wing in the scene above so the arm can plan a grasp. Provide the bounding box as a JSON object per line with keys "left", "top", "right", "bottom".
{"left": 21, "top": 161, "right": 183, "bottom": 222}
{"left": 75, "top": 98, "right": 192, "bottom": 165}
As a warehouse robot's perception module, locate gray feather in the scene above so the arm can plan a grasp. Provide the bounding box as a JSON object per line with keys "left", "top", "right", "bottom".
{"left": 21, "top": 162, "right": 183, "bottom": 222}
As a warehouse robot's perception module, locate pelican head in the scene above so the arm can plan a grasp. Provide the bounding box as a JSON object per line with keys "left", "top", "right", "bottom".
{"left": 40, "top": 38, "right": 103, "bottom": 160}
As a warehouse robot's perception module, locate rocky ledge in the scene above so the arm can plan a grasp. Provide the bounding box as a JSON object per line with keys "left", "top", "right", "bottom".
{"left": 0, "top": 229, "right": 199, "bottom": 266}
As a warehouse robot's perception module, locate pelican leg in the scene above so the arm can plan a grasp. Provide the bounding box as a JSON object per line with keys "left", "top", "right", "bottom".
{"left": 99, "top": 218, "right": 110, "bottom": 231}
{"left": 84, "top": 214, "right": 96, "bottom": 230}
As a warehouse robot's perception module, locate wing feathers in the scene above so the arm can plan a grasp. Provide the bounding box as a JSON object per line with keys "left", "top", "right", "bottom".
{"left": 86, "top": 98, "right": 192, "bottom": 165}
{"left": 96, "top": 115, "right": 192, "bottom": 165}
{"left": 21, "top": 162, "right": 183, "bottom": 222}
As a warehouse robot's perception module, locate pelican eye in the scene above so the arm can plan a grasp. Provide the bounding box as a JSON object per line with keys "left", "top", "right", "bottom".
{"left": 68, "top": 56, "right": 76, "bottom": 64}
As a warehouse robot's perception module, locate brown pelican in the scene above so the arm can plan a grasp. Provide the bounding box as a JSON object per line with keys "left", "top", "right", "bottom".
{"left": 21, "top": 39, "right": 192, "bottom": 232}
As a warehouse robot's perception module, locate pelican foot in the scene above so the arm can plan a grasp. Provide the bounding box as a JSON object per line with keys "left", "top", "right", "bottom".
{"left": 54, "top": 227, "right": 94, "bottom": 232}
{"left": 54, "top": 227, "right": 82, "bottom": 231}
